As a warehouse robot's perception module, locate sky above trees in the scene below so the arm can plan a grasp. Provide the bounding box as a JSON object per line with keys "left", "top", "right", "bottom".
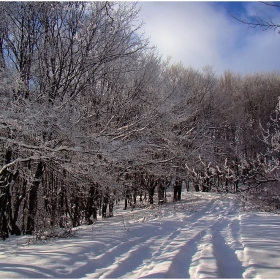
{"left": 138, "top": 1, "right": 280, "bottom": 75}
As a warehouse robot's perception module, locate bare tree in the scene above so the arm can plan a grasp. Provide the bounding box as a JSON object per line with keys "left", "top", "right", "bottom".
{"left": 231, "top": 2, "right": 280, "bottom": 33}
{"left": 0, "top": 1, "right": 150, "bottom": 239}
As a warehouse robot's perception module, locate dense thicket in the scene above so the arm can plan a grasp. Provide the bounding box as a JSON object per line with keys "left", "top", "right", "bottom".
{"left": 1, "top": 2, "right": 280, "bottom": 240}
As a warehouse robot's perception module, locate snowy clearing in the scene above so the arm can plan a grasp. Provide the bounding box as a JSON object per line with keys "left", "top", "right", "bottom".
{"left": 1, "top": 191, "right": 280, "bottom": 279}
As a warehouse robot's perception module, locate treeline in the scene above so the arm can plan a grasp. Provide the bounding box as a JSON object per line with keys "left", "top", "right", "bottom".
{"left": 1, "top": 2, "right": 280, "bottom": 240}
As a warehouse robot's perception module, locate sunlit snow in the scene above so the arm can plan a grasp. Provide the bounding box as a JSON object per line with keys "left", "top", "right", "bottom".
{"left": 1, "top": 190, "right": 280, "bottom": 278}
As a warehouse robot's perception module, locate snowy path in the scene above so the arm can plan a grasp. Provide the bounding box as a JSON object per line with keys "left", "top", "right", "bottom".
{"left": 1, "top": 192, "right": 280, "bottom": 278}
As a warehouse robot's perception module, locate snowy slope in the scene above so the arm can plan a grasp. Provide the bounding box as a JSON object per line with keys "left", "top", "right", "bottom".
{"left": 1, "top": 191, "right": 280, "bottom": 278}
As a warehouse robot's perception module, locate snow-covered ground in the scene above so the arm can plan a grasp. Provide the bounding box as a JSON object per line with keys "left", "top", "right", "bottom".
{"left": 1, "top": 190, "right": 280, "bottom": 278}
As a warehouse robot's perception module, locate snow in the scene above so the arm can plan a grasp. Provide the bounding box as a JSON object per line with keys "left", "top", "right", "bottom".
{"left": 1, "top": 191, "right": 280, "bottom": 278}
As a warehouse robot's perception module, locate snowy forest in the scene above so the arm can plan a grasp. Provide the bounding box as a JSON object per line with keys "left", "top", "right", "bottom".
{"left": 1, "top": 1, "right": 280, "bottom": 241}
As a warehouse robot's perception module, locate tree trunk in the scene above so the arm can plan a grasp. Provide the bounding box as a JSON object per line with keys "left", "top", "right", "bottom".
{"left": 11, "top": 179, "right": 27, "bottom": 236}
{"left": 26, "top": 160, "right": 45, "bottom": 235}
{"left": 7, "top": 170, "right": 21, "bottom": 236}
{"left": 85, "top": 185, "right": 97, "bottom": 224}
{"left": 0, "top": 147, "right": 12, "bottom": 239}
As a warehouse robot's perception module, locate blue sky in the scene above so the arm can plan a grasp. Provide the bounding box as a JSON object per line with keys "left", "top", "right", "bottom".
{"left": 138, "top": 1, "right": 280, "bottom": 75}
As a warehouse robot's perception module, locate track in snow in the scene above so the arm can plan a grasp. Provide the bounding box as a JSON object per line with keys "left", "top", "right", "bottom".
{"left": 1, "top": 191, "right": 280, "bottom": 278}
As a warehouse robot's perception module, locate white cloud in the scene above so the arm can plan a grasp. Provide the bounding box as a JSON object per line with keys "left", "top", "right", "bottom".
{"left": 138, "top": 2, "right": 280, "bottom": 75}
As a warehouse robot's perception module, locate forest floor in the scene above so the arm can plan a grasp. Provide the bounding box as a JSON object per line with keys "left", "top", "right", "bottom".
{"left": 1, "top": 190, "right": 280, "bottom": 278}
